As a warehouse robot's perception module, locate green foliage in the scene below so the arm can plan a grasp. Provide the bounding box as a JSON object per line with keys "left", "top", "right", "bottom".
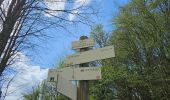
{"left": 90, "top": 24, "right": 110, "bottom": 48}
{"left": 23, "top": 87, "right": 40, "bottom": 100}
{"left": 56, "top": 59, "right": 67, "bottom": 69}
{"left": 90, "top": 0, "right": 170, "bottom": 100}
{"left": 22, "top": 83, "right": 69, "bottom": 100}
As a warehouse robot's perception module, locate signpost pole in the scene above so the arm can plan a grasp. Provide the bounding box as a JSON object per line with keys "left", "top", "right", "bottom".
{"left": 77, "top": 36, "right": 90, "bottom": 100}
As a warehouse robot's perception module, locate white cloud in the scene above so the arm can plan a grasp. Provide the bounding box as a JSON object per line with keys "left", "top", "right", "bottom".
{"left": 44, "top": 0, "right": 66, "bottom": 17}
{"left": 2, "top": 52, "right": 48, "bottom": 100}
{"left": 43, "top": 0, "right": 92, "bottom": 21}
{"left": 68, "top": 0, "right": 92, "bottom": 21}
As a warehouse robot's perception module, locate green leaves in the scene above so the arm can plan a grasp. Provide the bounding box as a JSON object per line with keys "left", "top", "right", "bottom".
{"left": 89, "top": 0, "right": 170, "bottom": 99}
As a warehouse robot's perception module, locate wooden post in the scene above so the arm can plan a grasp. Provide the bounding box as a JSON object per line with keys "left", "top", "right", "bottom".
{"left": 77, "top": 36, "right": 90, "bottom": 100}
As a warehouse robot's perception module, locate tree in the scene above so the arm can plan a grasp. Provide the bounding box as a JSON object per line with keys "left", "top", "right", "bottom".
{"left": 110, "top": 0, "right": 170, "bottom": 99}
{"left": 0, "top": 0, "right": 96, "bottom": 76}
{"left": 89, "top": 25, "right": 116, "bottom": 100}
{"left": 0, "top": 0, "right": 97, "bottom": 98}
{"left": 23, "top": 87, "right": 40, "bottom": 100}
{"left": 90, "top": 0, "right": 170, "bottom": 99}
{"left": 90, "top": 24, "right": 110, "bottom": 48}
{"left": 23, "top": 86, "right": 69, "bottom": 100}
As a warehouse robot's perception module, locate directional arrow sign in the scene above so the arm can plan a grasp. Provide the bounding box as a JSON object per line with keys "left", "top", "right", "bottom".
{"left": 72, "top": 38, "right": 94, "bottom": 50}
{"left": 73, "top": 67, "right": 101, "bottom": 80}
{"left": 66, "top": 46, "right": 115, "bottom": 65}
{"left": 48, "top": 67, "right": 101, "bottom": 81}
{"left": 46, "top": 75, "right": 77, "bottom": 100}
{"left": 48, "top": 68, "right": 73, "bottom": 81}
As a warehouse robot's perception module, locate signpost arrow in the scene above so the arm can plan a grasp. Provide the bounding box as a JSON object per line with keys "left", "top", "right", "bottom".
{"left": 73, "top": 67, "right": 101, "bottom": 80}
{"left": 66, "top": 46, "right": 115, "bottom": 65}
{"left": 48, "top": 68, "right": 73, "bottom": 81}
{"left": 46, "top": 75, "right": 77, "bottom": 100}
{"left": 48, "top": 67, "right": 101, "bottom": 81}
{"left": 72, "top": 38, "right": 94, "bottom": 50}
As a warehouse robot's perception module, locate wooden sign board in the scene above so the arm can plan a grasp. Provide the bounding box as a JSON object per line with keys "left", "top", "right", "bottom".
{"left": 48, "top": 68, "right": 73, "bottom": 81}
{"left": 48, "top": 67, "right": 101, "bottom": 81}
{"left": 73, "top": 67, "right": 101, "bottom": 80}
{"left": 46, "top": 75, "right": 77, "bottom": 100}
{"left": 72, "top": 39, "right": 94, "bottom": 50}
{"left": 66, "top": 46, "right": 115, "bottom": 65}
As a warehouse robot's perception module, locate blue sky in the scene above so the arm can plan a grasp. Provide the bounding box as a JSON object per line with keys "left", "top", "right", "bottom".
{"left": 29, "top": 0, "right": 129, "bottom": 68}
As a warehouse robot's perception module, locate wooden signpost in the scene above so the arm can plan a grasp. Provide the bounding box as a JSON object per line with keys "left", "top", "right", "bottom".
{"left": 73, "top": 67, "right": 101, "bottom": 80}
{"left": 48, "top": 67, "right": 101, "bottom": 81}
{"left": 78, "top": 36, "right": 90, "bottom": 100}
{"left": 45, "top": 36, "right": 115, "bottom": 100}
{"left": 66, "top": 46, "right": 115, "bottom": 65}
{"left": 48, "top": 68, "right": 73, "bottom": 81}
{"left": 72, "top": 38, "right": 94, "bottom": 50}
{"left": 46, "top": 75, "right": 77, "bottom": 100}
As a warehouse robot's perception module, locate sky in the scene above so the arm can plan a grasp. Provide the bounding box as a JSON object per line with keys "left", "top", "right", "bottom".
{"left": 29, "top": 0, "right": 129, "bottom": 68}
{"left": 3, "top": 0, "right": 129, "bottom": 100}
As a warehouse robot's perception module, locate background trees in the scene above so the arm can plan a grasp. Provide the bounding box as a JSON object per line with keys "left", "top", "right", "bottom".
{"left": 90, "top": 0, "right": 170, "bottom": 100}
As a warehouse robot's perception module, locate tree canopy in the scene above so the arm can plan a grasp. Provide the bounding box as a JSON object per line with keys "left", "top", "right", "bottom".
{"left": 90, "top": 0, "right": 170, "bottom": 100}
